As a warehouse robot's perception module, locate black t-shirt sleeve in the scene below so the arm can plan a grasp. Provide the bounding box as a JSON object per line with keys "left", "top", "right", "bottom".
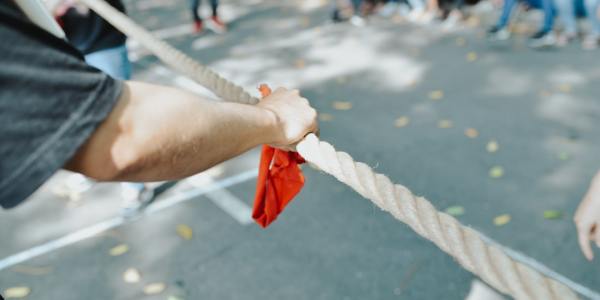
{"left": 0, "top": 2, "right": 123, "bottom": 208}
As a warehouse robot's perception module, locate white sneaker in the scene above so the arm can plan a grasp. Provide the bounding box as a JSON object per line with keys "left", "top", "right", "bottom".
{"left": 487, "top": 26, "right": 510, "bottom": 41}
{"left": 582, "top": 34, "right": 599, "bottom": 50}
{"left": 350, "top": 15, "right": 366, "bottom": 27}
{"left": 557, "top": 31, "right": 577, "bottom": 47}
{"left": 528, "top": 30, "right": 556, "bottom": 49}
{"left": 441, "top": 11, "right": 462, "bottom": 31}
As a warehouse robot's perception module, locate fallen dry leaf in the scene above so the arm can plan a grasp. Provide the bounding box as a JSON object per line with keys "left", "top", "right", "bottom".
{"left": 438, "top": 120, "right": 453, "bottom": 129}
{"left": 410, "top": 47, "right": 421, "bottom": 57}
{"left": 465, "top": 16, "right": 480, "bottom": 27}
{"left": 319, "top": 113, "right": 334, "bottom": 122}
{"left": 109, "top": 244, "right": 129, "bottom": 256}
{"left": 429, "top": 90, "right": 444, "bottom": 100}
{"left": 3, "top": 286, "right": 31, "bottom": 298}
{"left": 144, "top": 282, "right": 166, "bottom": 295}
{"left": 557, "top": 83, "right": 572, "bottom": 93}
{"left": 445, "top": 206, "right": 465, "bottom": 217}
{"left": 489, "top": 166, "right": 504, "bottom": 178}
{"left": 538, "top": 89, "right": 551, "bottom": 97}
{"left": 558, "top": 151, "right": 570, "bottom": 161}
{"left": 466, "top": 52, "right": 478, "bottom": 62}
{"left": 543, "top": 210, "right": 562, "bottom": 220}
{"left": 336, "top": 77, "right": 348, "bottom": 84}
{"left": 392, "top": 15, "right": 404, "bottom": 24}
{"left": 300, "top": 16, "right": 311, "bottom": 28}
{"left": 123, "top": 268, "right": 141, "bottom": 283}
{"left": 464, "top": 128, "right": 479, "bottom": 138}
{"left": 494, "top": 214, "right": 511, "bottom": 226}
{"left": 294, "top": 59, "right": 306, "bottom": 69}
{"left": 176, "top": 224, "right": 193, "bottom": 240}
{"left": 332, "top": 101, "right": 352, "bottom": 110}
{"left": 486, "top": 140, "right": 499, "bottom": 153}
{"left": 394, "top": 116, "right": 410, "bottom": 128}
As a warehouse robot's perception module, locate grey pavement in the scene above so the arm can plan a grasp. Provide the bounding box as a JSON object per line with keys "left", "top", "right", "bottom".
{"left": 2, "top": 0, "right": 600, "bottom": 299}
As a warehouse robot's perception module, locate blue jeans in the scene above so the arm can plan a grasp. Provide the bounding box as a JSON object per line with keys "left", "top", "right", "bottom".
{"left": 85, "top": 45, "right": 144, "bottom": 193}
{"left": 390, "top": 0, "right": 426, "bottom": 10}
{"left": 555, "top": 0, "right": 600, "bottom": 35}
{"left": 496, "top": 0, "right": 556, "bottom": 32}
{"left": 190, "top": 0, "right": 219, "bottom": 20}
{"left": 84, "top": 45, "right": 131, "bottom": 80}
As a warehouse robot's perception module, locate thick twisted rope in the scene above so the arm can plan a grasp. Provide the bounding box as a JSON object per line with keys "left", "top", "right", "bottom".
{"left": 78, "top": 0, "right": 579, "bottom": 298}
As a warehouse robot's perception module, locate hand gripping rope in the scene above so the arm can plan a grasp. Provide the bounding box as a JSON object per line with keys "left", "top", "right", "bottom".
{"left": 74, "top": 0, "right": 584, "bottom": 298}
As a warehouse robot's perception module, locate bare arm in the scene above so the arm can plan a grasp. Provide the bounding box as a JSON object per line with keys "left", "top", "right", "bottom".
{"left": 575, "top": 170, "right": 600, "bottom": 260}
{"left": 65, "top": 81, "right": 317, "bottom": 181}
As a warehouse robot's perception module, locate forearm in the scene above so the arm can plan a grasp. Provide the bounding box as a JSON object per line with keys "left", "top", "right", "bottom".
{"left": 67, "top": 81, "right": 278, "bottom": 181}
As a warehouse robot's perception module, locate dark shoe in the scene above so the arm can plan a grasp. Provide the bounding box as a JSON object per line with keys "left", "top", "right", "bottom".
{"left": 528, "top": 30, "right": 556, "bottom": 48}
{"left": 487, "top": 26, "right": 510, "bottom": 41}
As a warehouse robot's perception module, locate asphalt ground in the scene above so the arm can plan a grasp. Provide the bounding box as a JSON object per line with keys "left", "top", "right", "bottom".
{"left": 1, "top": 0, "right": 600, "bottom": 299}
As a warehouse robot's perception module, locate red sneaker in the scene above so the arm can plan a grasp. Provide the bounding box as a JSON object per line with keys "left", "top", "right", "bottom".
{"left": 208, "top": 16, "right": 227, "bottom": 34}
{"left": 193, "top": 20, "right": 204, "bottom": 33}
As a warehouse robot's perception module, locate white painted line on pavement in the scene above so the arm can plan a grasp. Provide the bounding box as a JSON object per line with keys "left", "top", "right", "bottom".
{"left": 479, "top": 234, "right": 600, "bottom": 300}
{"left": 206, "top": 186, "right": 254, "bottom": 225}
{"left": 152, "top": 24, "right": 194, "bottom": 40}
{"left": 0, "top": 169, "right": 257, "bottom": 272}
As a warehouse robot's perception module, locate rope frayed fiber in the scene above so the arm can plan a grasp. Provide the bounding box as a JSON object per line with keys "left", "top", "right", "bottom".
{"left": 78, "top": 0, "right": 579, "bottom": 298}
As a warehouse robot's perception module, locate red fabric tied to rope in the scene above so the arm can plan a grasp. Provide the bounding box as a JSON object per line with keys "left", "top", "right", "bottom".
{"left": 252, "top": 85, "right": 306, "bottom": 228}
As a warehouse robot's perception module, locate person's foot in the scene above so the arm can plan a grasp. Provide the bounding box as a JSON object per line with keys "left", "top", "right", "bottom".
{"left": 557, "top": 31, "right": 577, "bottom": 47}
{"left": 193, "top": 20, "right": 203, "bottom": 33}
{"left": 441, "top": 10, "right": 462, "bottom": 31}
{"left": 487, "top": 25, "right": 510, "bottom": 41}
{"left": 528, "top": 30, "right": 556, "bottom": 49}
{"left": 582, "top": 34, "right": 599, "bottom": 50}
{"left": 208, "top": 16, "right": 227, "bottom": 34}
{"left": 349, "top": 15, "right": 366, "bottom": 27}
{"left": 379, "top": 2, "right": 400, "bottom": 17}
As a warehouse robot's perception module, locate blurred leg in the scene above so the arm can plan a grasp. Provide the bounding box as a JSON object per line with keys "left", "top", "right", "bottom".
{"left": 190, "top": 0, "right": 201, "bottom": 21}
{"left": 210, "top": 0, "right": 219, "bottom": 17}
{"left": 585, "top": 0, "right": 600, "bottom": 35}
{"left": 351, "top": 0, "right": 362, "bottom": 14}
{"left": 541, "top": 0, "right": 556, "bottom": 32}
{"left": 408, "top": 0, "right": 426, "bottom": 11}
{"left": 555, "top": 0, "right": 577, "bottom": 34}
{"left": 496, "top": 0, "right": 517, "bottom": 28}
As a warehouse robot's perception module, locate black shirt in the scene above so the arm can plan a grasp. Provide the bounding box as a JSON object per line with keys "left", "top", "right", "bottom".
{"left": 59, "top": 0, "right": 127, "bottom": 55}
{"left": 0, "top": 1, "right": 123, "bottom": 208}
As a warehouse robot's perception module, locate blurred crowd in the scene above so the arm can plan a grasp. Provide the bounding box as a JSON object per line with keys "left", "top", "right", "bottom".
{"left": 331, "top": 0, "right": 600, "bottom": 49}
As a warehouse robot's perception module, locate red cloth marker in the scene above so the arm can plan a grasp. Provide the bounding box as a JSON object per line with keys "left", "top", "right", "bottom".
{"left": 252, "top": 85, "right": 306, "bottom": 228}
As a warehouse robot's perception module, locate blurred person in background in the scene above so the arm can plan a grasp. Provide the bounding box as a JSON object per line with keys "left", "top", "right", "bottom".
{"left": 439, "top": 0, "right": 468, "bottom": 29}
{"left": 331, "top": 0, "right": 366, "bottom": 26}
{"left": 0, "top": 1, "right": 318, "bottom": 210}
{"left": 52, "top": 0, "right": 154, "bottom": 214}
{"left": 575, "top": 170, "right": 600, "bottom": 261}
{"left": 554, "top": 0, "right": 600, "bottom": 49}
{"left": 487, "top": 0, "right": 558, "bottom": 48}
{"left": 190, "top": 0, "right": 227, "bottom": 34}
{"left": 378, "top": 0, "right": 426, "bottom": 19}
